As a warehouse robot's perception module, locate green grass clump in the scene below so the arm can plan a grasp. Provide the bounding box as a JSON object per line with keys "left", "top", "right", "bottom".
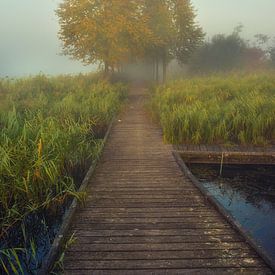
{"left": 0, "top": 73, "right": 127, "bottom": 236}
{"left": 149, "top": 73, "right": 275, "bottom": 145}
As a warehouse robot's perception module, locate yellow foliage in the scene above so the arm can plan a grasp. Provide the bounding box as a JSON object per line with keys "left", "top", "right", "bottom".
{"left": 57, "top": 0, "right": 158, "bottom": 69}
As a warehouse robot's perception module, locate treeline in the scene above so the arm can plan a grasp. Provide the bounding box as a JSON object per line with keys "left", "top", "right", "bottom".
{"left": 57, "top": 0, "right": 204, "bottom": 82}
{"left": 189, "top": 26, "right": 275, "bottom": 74}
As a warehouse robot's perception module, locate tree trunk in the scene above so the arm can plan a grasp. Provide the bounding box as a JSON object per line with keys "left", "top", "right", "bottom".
{"left": 152, "top": 59, "right": 155, "bottom": 82}
{"left": 163, "top": 54, "right": 167, "bottom": 84}
{"left": 156, "top": 56, "right": 159, "bottom": 84}
{"left": 104, "top": 61, "right": 109, "bottom": 75}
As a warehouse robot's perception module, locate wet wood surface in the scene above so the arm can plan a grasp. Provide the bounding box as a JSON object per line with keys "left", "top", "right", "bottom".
{"left": 64, "top": 86, "right": 272, "bottom": 274}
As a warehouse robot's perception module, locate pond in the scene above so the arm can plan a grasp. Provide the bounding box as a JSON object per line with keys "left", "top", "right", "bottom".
{"left": 186, "top": 163, "right": 275, "bottom": 265}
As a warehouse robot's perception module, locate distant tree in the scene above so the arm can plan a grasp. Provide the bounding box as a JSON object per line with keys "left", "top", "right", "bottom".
{"left": 252, "top": 35, "right": 275, "bottom": 68}
{"left": 189, "top": 27, "right": 269, "bottom": 73}
{"left": 270, "top": 46, "right": 275, "bottom": 67}
{"left": 254, "top": 34, "right": 270, "bottom": 48}
{"left": 241, "top": 47, "right": 266, "bottom": 70}
{"left": 190, "top": 31, "right": 246, "bottom": 73}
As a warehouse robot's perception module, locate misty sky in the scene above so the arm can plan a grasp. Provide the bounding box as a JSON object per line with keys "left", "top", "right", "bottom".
{"left": 1, "top": 0, "right": 275, "bottom": 77}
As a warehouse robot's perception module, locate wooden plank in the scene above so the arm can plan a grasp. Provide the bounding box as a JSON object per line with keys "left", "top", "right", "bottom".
{"left": 65, "top": 268, "right": 272, "bottom": 275}
{"left": 65, "top": 249, "right": 256, "bottom": 260}
{"left": 70, "top": 228, "right": 238, "bottom": 237}
{"left": 76, "top": 211, "right": 221, "bottom": 218}
{"left": 72, "top": 234, "right": 243, "bottom": 244}
{"left": 67, "top": 242, "right": 249, "bottom": 252}
{"left": 78, "top": 207, "right": 216, "bottom": 213}
{"left": 84, "top": 198, "right": 207, "bottom": 204}
{"left": 64, "top": 258, "right": 265, "bottom": 269}
{"left": 84, "top": 203, "right": 209, "bottom": 208}
{"left": 75, "top": 217, "right": 226, "bottom": 224}
{"left": 90, "top": 190, "right": 200, "bottom": 195}
{"left": 71, "top": 223, "right": 231, "bottom": 230}
{"left": 87, "top": 194, "right": 204, "bottom": 199}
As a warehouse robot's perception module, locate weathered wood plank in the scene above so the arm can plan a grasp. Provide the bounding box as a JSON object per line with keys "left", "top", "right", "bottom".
{"left": 72, "top": 234, "right": 243, "bottom": 244}
{"left": 87, "top": 194, "right": 204, "bottom": 200}
{"left": 176, "top": 149, "right": 275, "bottom": 164}
{"left": 76, "top": 211, "right": 221, "bottom": 218}
{"left": 71, "top": 223, "right": 231, "bottom": 231}
{"left": 78, "top": 207, "right": 216, "bottom": 213}
{"left": 74, "top": 217, "right": 226, "bottom": 224}
{"left": 67, "top": 242, "right": 253, "bottom": 252}
{"left": 65, "top": 268, "right": 272, "bottom": 275}
{"left": 64, "top": 258, "right": 265, "bottom": 269}
{"left": 70, "top": 228, "right": 238, "bottom": 237}
{"left": 65, "top": 249, "right": 256, "bottom": 260}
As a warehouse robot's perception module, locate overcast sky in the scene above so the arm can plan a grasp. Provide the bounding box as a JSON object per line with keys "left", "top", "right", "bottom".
{"left": 1, "top": 0, "right": 275, "bottom": 77}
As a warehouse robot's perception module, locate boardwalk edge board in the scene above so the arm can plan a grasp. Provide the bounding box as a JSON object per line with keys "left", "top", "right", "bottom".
{"left": 38, "top": 117, "right": 116, "bottom": 275}
{"left": 172, "top": 150, "right": 275, "bottom": 272}
{"left": 174, "top": 149, "right": 275, "bottom": 165}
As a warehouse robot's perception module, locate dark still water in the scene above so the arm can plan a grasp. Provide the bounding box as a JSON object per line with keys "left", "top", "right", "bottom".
{"left": 187, "top": 163, "right": 275, "bottom": 263}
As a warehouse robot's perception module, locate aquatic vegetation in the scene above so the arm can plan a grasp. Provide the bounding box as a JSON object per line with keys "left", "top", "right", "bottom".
{"left": 0, "top": 73, "right": 127, "bottom": 273}
{"left": 149, "top": 72, "right": 275, "bottom": 145}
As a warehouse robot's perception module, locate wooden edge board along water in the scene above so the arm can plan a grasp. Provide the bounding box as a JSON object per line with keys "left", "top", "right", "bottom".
{"left": 38, "top": 117, "right": 116, "bottom": 275}
{"left": 174, "top": 144, "right": 275, "bottom": 165}
{"left": 172, "top": 150, "right": 275, "bottom": 273}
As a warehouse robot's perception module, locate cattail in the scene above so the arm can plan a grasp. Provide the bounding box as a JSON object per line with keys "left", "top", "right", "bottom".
{"left": 38, "top": 138, "right": 43, "bottom": 159}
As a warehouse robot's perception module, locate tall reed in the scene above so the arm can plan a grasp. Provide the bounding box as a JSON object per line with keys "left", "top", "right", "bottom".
{"left": 149, "top": 72, "right": 275, "bottom": 145}
{"left": 0, "top": 73, "right": 127, "bottom": 273}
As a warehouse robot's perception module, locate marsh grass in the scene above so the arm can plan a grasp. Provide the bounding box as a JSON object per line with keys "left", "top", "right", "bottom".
{"left": 149, "top": 72, "right": 275, "bottom": 145}
{"left": 0, "top": 73, "right": 127, "bottom": 273}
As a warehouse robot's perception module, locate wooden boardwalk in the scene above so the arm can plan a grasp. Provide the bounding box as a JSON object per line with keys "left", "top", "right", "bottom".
{"left": 63, "top": 86, "right": 272, "bottom": 274}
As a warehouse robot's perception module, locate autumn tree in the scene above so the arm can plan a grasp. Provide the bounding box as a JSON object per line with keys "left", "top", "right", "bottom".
{"left": 57, "top": 0, "right": 203, "bottom": 81}
{"left": 171, "top": 0, "right": 204, "bottom": 64}
{"left": 143, "top": 0, "right": 174, "bottom": 82}
{"left": 57, "top": 0, "right": 154, "bottom": 73}
{"left": 143, "top": 0, "right": 204, "bottom": 82}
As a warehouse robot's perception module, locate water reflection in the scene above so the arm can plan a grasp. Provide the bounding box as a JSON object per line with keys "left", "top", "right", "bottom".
{"left": 187, "top": 163, "right": 275, "bottom": 263}
{"left": 0, "top": 160, "right": 89, "bottom": 274}
{"left": 0, "top": 207, "right": 65, "bottom": 273}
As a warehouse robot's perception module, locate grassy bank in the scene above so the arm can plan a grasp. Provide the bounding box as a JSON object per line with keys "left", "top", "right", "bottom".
{"left": 149, "top": 73, "right": 275, "bottom": 145}
{"left": 0, "top": 73, "right": 127, "bottom": 273}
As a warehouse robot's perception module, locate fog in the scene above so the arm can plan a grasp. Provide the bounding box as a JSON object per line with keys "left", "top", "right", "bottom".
{"left": 193, "top": 0, "right": 275, "bottom": 40}
{"left": 0, "top": 0, "right": 96, "bottom": 77}
{"left": 1, "top": 0, "right": 275, "bottom": 77}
